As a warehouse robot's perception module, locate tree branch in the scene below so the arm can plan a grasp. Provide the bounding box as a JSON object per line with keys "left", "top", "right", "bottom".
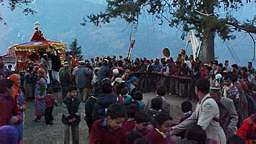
{"left": 227, "top": 21, "right": 256, "bottom": 33}
{"left": 248, "top": 32, "right": 256, "bottom": 61}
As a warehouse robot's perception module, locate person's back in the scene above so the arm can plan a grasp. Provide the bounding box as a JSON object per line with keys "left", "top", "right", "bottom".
{"left": 74, "top": 65, "right": 92, "bottom": 89}
{"left": 59, "top": 66, "right": 71, "bottom": 87}
{"left": 92, "top": 93, "right": 118, "bottom": 121}
{"left": 98, "top": 64, "right": 111, "bottom": 82}
{"left": 219, "top": 97, "right": 238, "bottom": 137}
{"left": 147, "top": 97, "right": 163, "bottom": 123}
{"left": 153, "top": 87, "right": 170, "bottom": 114}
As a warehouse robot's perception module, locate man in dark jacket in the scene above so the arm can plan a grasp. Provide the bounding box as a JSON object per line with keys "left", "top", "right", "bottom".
{"left": 59, "top": 61, "right": 72, "bottom": 99}
{"left": 62, "top": 86, "right": 81, "bottom": 144}
{"left": 210, "top": 85, "right": 238, "bottom": 139}
{"left": 97, "top": 59, "right": 112, "bottom": 83}
{"left": 85, "top": 80, "right": 118, "bottom": 132}
{"left": 73, "top": 61, "right": 93, "bottom": 101}
{"left": 50, "top": 51, "right": 61, "bottom": 82}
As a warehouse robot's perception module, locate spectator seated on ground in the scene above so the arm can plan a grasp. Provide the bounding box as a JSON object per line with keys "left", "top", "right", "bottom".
{"left": 180, "top": 101, "right": 193, "bottom": 123}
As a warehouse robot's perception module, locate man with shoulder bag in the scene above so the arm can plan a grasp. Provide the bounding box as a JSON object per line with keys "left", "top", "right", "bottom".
{"left": 171, "top": 78, "right": 226, "bottom": 144}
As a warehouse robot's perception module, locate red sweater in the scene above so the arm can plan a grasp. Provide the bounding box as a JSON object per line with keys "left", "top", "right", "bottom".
{"left": 237, "top": 114, "right": 256, "bottom": 140}
{"left": 0, "top": 93, "right": 20, "bottom": 126}
{"left": 89, "top": 119, "right": 127, "bottom": 144}
{"left": 45, "top": 94, "right": 55, "bottom": 108}
{"left": 122, "top": 120, "right": 136, "bottom": 135}
{"left": 145, "top": 129, "right": 175, "bottom": 144}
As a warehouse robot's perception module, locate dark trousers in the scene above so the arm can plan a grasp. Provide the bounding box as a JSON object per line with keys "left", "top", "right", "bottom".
{"left": 85, "top": 119, "right": 93, "bottom": 133}
{"left": 64, "top": 124, "right": 79, "bottom": 144}
{"left": 45, "top": 107, "right": 54, "bottom": 124}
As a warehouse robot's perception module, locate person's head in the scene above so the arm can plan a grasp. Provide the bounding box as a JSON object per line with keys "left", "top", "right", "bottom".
{"left": 67, "top": 86, "right": 78, "bottom": 97}
{"left": 210, "top": 86, "right": 222, "bottom": 101}
{"left": 181, "top": 101, "right": 192, "bottom": 113}
{"left": 8, "top": 74, "right": 21, "bottom": 87}
{"left": 120, "top": 87, "right": 129, "bottom": 96}
{"left": 151, "top": 97, "right": 163, "bottom": 111}
{"left": 103, "top": 59, "right": 109, "bottom": 65}
{"left": 232, "top": 64, "right": 238, "bottom": 72}
{"left": 135, "top": 111, "right": 150, "bottom": 131}
{"left": 217, "top": 63, "right": 223, "bottom": 71}
{"left": 107, "top": 104, "right": 127, "bottom": 130}
{"left": 0, "top": 125, "right": 19, "bottom": 144}
{"left": 154, "top": 112, "right": 173, "bottom": 133}
{"left": 156, "top": 86, "right": 166, "bottom": 96}
{"left": 248, "top": 62, "right": 253, "bottom": 69}
{"left": 132, "top": 91, "right": 143, "bottom": 101}
{"left": 129, "top": 76, "right": 140, "bottom": 86}
{"left": 215, "top": 73, "right": 223, "bottom": 85}
{"left": 101, "top": 82, "right": 113, "bottom": 94}
{"left": 194, "top": 78, "right": 210, "bottom": 100}
{"left": 155, "top": 59, "right": 160, "bottom": 64}
{"left": 225, "top": 60, "right": 229, "bottom": 66}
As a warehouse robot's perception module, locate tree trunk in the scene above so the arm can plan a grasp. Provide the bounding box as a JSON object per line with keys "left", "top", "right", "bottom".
{"left": 199, "top": 30, "right": 215, "bottom": 63}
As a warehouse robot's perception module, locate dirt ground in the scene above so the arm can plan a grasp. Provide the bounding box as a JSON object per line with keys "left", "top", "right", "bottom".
{"left": 23, "top": 93, "right": 188, "bottom": 144}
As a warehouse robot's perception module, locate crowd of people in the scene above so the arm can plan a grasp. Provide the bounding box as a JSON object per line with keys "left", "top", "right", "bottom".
{"left": 0, "top": 48, "right": 256, "bottom": 144}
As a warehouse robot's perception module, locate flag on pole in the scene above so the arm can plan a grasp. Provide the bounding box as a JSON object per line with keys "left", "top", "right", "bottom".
{"left": 128, "top": 39, "right": 135, "bottom": 60}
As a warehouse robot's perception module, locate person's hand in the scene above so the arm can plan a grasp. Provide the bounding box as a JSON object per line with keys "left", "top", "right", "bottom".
{"left": 68, "top": 119, "right": 74, "bottom": 123}
{"left": 9, "top": 116, "right": 19, "bottom": 124}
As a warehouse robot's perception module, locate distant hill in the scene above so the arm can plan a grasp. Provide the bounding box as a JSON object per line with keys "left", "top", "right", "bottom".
{"left": 0, "top": 0, "right": 255, "bottom": 65}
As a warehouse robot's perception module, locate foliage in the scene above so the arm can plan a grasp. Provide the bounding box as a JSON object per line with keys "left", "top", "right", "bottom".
{"left": 0, "top": 0, "right": 36, "bottom": 24}
{"left": 86, "top": 0, "right": 256, "bottom": 41}
{"left": 69, "top": 39, "right": 83, "bottom": 60}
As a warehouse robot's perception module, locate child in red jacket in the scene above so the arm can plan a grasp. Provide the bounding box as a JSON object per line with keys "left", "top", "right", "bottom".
{"left": 44, "top": 88, "right": 56, "bottom": 125}
{"left": 122, "top": 103, "right": 138, "bottom": 134}
{"left": 236, "top": 113, "right": 256, "bottom": 144}
{"left": 126, "top": 111, "right": 151, "bottom": 144}
{"left": 89, "top": 104, "right": 127, "bottom": 144}
{"left": 145, "top": 111, "right": 175, "bottom": 144}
